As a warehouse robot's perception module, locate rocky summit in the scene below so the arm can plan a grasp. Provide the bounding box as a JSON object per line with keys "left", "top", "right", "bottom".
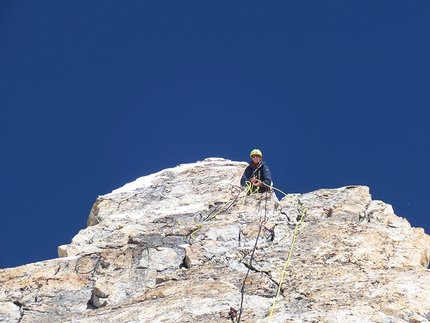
{"left": 1, "top": 158, "right": 430, "bottom": 323}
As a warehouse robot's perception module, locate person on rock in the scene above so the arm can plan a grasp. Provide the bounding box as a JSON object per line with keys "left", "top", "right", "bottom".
{"left": 240, "top": 149, "right": 273, "bottom": 194}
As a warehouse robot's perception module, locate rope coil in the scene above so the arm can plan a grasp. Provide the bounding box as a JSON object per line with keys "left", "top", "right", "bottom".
{"left": 75, "top": 254, "right": 104, "bottom": 276}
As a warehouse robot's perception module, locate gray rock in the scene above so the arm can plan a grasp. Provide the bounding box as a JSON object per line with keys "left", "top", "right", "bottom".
{"left": 1, "top": 158, "right": 430, "bottom": 323}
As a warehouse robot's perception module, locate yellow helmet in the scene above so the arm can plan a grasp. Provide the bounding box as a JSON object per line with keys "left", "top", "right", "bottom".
{"left": 250, "top": 149, "right": 262, "bottom": 158}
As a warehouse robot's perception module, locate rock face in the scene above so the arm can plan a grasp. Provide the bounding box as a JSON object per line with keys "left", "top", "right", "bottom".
{"left": 1, "top": 158, "right": 430, "bottom": 323}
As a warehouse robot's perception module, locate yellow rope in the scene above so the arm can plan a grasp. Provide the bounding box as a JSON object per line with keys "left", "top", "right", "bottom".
{"left": 185, "top": 179, "right": 306, "bottom": 322}
{"left": 241, "top": 180, "right": 259, "bottom": 205}
{"left": 261, "top": 183, "right": 306, "bottom": 323}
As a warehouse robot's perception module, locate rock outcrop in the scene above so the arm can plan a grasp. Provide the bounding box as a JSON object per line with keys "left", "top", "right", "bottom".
{"left": 1, "top": 158, "right": 430, "bottom": 323}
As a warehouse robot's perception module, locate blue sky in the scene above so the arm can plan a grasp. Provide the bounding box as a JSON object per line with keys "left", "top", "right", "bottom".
{"left": 1, "top": 1, "right": 429, "bottom": 269}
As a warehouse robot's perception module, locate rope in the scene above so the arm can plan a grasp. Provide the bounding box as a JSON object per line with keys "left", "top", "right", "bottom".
{"left": 242, "top": 178, "right": 271, "bottom": 205}
{"left": 234, "top": 181, "right": 307, "bottom": 322}
{"left": 190, "top": 185, "right": 244, "bottom": 240}
{"left": 180, "top": 178, "right": 306, "bottom": 322}
{"left": 236, "top": 190, "right": 269, "bottom": 323}
{"left": 261, "top": 182, "right": 307, "bottom": 323}
{"left": 241, "top": 181, "right": 255, "bottom": 205}
{"left": 75, "top": 253, "right": 104, "bottom": 276}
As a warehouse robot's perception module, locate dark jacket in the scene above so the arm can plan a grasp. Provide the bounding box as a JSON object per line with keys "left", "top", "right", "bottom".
{"left": 240, "top": 161, "right": 272, "bottom": 193}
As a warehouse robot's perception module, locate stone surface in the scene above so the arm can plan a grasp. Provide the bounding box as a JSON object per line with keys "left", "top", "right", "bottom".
{"left": 1, "top": 158, "right": 430, "bottom": 322}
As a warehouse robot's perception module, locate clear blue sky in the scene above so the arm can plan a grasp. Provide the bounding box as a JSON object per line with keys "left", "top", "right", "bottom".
{"left": 1, "top": 1, "right": 429, "bottom": 269}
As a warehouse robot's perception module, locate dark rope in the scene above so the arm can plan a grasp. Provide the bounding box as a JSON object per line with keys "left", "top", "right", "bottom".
{"left": 75, "top": 254, "right": 103, "bottom": 275}
{"left": 236, "top": 190, "right": 269, "bottom": 322}
{"left": 200, "top": 185, "right": 242, "bottom": 222}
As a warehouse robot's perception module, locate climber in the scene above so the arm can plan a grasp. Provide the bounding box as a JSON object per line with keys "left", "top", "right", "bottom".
{"left": 240, "top": 149, "right": 273, "bottom": 194}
